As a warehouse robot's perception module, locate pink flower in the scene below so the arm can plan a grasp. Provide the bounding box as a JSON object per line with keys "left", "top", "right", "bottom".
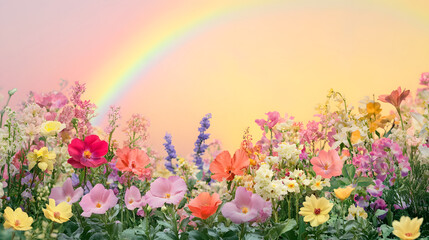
{"left": 255, "top": 111, "right": 280, "bottom": 130}
{"left": 67, "top": 135, "right": 108, "bottom": 169}
{"left": 49, "top": 178, "right": 83, "bottom": 204}
{"left": 221, "top": 187, "right": 271, "bottom": 224}
{"left": 125, "top": 186, "right": 146, "bottom": 210}
{"left": 310, "top": 150, "right": 343, "bottom": 179}
{"left": 378, "top": 87, "right": 410, "bottom": 109}
{"left": 79, "top": 184, "right": 118, "bottom": 217}
{"left": 144, "top": 176, "right": 187, "bottom": 209}
{"left": 420, "top": 72, "right": 429, "bottom": 86}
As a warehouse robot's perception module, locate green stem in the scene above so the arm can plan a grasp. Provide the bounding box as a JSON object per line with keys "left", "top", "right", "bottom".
{"left": 295, "top": 194, "right": 299, "bottom": 223}
{"left": 0, "top": 93, "right": 13, "bottom": 128}
{"left": 240, "top": 223, "right": 246, "bottom": 240}
{"left": 11, "top": 231, "right": 15, "bottom": 240}
{"left": 271, "top": 198, "right": 279, "bottom": 223}
{"left": 397, "top": 108, "right": 405, "bottom": 131}
{"left": 288, "top": 194, "right": 292, "bottom": 219}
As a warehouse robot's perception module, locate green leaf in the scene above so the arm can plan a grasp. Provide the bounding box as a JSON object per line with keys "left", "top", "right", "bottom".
{"left": 375, "top": 209, "right": 387, "bottom": 217}
{"left": 267, "top": 219, "right": 297, "bottom": 239}
{"left": 356, "top": 177, "right": 374, "bottom": 187}
{"left": 196, "top": 171, "right": 203, "bottom": 181}
{"left": 380, "top": 224, "right": 393, "bottom": 238}
{"left": 264, "top": 125, "right": 269, "bottom": 134}
{"left": 342, "top": 164, "right": 356, "bottom": 181}
{"left": 188, "top": 230, "right": 211, "bottom": 240}
{"left": 178, "top": 197, "right": 187, "bottom": 209}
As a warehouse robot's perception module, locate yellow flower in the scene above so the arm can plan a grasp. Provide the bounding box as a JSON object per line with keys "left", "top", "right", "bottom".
{"left": 347, "top": 205, "right": 367, "bottom": 220}
{"left": 392, "top": 216, "right": 423, "bottom": 240}
{"left": 43, "top": 199, "right": 73, "bottom": 223}
{"left": 334, "top": 186, "right": 355, "bottom": 201}
{"left": 299, "top": 195, "right": 333, "bottom": 227}
{"left": 3, "top": 207, "right": 33, "bottom": 231}
{"left": 40, "top": 121, "right": 66, "bottom": 137}
{"left": 350, "top": 130, "right": 362, "bottom": 145}
{"left": 27, "top": 147, "right": 56, "bottom": 171}
{"left": 366, "top": 102, "right": 382, "bottom": 115}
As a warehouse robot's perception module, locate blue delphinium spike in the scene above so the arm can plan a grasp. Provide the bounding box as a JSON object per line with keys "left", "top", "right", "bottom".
{"left": 163, "top": 133, "right": 177, "bottom": 173}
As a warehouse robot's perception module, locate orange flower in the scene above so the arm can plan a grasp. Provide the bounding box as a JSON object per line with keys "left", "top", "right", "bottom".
{"left": 209, "top": 149, "right": 249, "bottom": 182}
{"left": 116, "top": 147, "right": 150, "bottom": 175}
{"left": 378, "top": 87, "right": 410, "bottom": 109}
{"left": 188, "top": 192, "right": 222, "bottom": 219}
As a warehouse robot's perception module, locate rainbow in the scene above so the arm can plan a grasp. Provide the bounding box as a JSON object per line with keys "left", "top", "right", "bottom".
{"left": 90, "top": 1, "right": 278, "bottom": 125}
{"left": 89, "top": 0, "right": 429, "bottom": 125}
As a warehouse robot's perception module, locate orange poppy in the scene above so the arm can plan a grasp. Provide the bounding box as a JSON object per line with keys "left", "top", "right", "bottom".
{"left": 188, "top": 192, "right": 221, "bottom": 220}
{"left": 116, "top": 147, "right": 150, "bottom": 174}
{"left": 209, "top": 149, "right": 249, "bottom": 182}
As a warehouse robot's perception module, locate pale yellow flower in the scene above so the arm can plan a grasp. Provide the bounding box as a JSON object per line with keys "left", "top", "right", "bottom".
{"left": 40, "top": 121, "right": 65, "bottom": 137}
{"left": 43, "top": 199, "right": 72, "bottom": 223}
{"left": 392, "top": 216, "right": 423, "bottom": 240}
{"left": 27, "top": 147, "right": 56, "bottom": 171}
{"left": 3, "top": 207, "right": 33, "bottom": 231}
{"left": 299, "top": 195, "right": 333, "bottom": 227}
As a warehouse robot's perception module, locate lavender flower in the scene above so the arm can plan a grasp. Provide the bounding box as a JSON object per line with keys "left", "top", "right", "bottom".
{"left": 163, "top": 133, "right": 177, "bottom": 173}
{"left": 193, "top": 113, "right": 212, "bottom": 171}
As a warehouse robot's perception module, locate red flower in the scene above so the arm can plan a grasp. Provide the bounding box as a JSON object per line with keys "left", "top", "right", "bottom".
{"left": 188, "top": 192, "right": 221, "bottom": 220}
{"left": 67, "top": 135, "right": 108, "bottom": 168}
{"left": 378, "top": 87, "right": 410, "bottom": 109}
{"left": 209, "top": 149, "right": 249, "bottom": 182}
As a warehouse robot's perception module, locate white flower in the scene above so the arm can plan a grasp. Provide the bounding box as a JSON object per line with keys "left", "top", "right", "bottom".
{"left": 283, "top": 179, "right": 300, "bottom": 193}
{"left": 265, "top": 156, "right": 279, "bottom": 166}
{"left": 274, "top": 143, "right": 301, "bottom": 167}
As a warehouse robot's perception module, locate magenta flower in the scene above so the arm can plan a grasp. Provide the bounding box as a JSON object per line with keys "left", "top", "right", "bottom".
{"left": 144, "top": 176, "right": 187, "bottom": 209}
{"left": 255, "top": 111, "right": 280, "bottom": 130}
{"left": 49, "top": 178, "right": 83, "bottom": 204}
{"left": 221, "top": 187, "right": 271, "bottom": 224}
{"left": 79, "top": 184, "right": 118, "bottom": 217}
{"left": 67, "top": 135, "right": 108, "bottom": 169}
{"left": 125, "top": 186, "right": 146, "bottom": 210}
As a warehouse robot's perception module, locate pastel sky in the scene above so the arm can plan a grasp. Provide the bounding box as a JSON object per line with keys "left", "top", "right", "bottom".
{"left": 1, "top": 0, "right": 428, "bottom": 156}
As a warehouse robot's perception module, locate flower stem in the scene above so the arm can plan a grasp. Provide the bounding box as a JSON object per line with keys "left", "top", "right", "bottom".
{"left": 239, "top": 223, "right": 246, "bottom": 240}
{"left": 397, "top": 108, "right": 405, "bottom": 130}
{"left": 288, "top": 194, "right": 292, "bottom": 219}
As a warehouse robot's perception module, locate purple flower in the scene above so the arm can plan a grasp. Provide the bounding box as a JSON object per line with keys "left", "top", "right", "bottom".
{"left": 49, "top": 178, "right": 83, "bottom": 204}
{"left": 367, "top": 179, "right": 387, "bottom": 198}
{"left": 163, "top": 133, "right": 177, "bottom": 173}
{"left": 370, "top": 198, "right": 388, "bottom": 219}
{"left": 354, "top": 194, "right": 370, "bottom": 208}
{"left": 144, "top": 176, "right": 187, "bottom": 209}
{"left": 71, "top": 173, "right": 80, "bottom": 188}
{"left": 193, "top": 114, "right": 212, "bottom": 171}
{"left": 221, "top": 187, "right": 271, "bottom": 224}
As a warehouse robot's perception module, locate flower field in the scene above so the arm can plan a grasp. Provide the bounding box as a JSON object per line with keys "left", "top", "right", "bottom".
{"left": 0, "top": 75, "right": 428, "bottom": 240}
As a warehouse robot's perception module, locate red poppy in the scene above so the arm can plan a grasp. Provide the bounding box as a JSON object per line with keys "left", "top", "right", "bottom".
{"left": 209, "top": 149, "right": 249, "bottom": 182}
{"left": 116, "top": 147, "right": 150, "bottom": 177}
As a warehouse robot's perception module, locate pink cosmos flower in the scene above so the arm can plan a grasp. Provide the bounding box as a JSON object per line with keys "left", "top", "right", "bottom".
{"left": 144, "top": 176, "right": 187, "bottom": 209}
{"left": 68, "top": 135, "right": 108, "bottom": 169}
{"left": 310, "top": 150, "right": 343, "bottom": 179}
{"left": 49, "top": 178, "right": 83, "bottom": 204}
{"left": 221, "top": 187, "right": 271, "bottom": 224}
{"left": 378, "top": 87, "right": 410, "bottom": 109}
{"left": 79, "top": 184, "right": 118, "bottom": 217}
{"left": 125, "top": 186, "right": 146, "bottom": 210}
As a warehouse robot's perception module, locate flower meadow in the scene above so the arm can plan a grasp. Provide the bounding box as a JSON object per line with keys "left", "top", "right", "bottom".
{"left": 0, "top": 76, "right": 428, "bottom": 240}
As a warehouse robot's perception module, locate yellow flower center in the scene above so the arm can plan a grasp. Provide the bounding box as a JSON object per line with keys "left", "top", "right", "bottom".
{"left": 405, "top": 233, "right": 412, "bottom": 237}
{"left": 288, "top": 183, "right": 295, "bottom": 188}
{"left": 315, "top": 182, "right": 321, "bottom": 187}
{"left": 129, "top": 199, "right": 134, "bottom": 204}
{"left": 96, "top": 202, "right": 102, "bottom": 208}
{"left": 314, "top": 208, "right": 321, "bottom": 215}
{"left": 324, "top": 164, "right": 329, "bottom": 170}
{"left": 242, "top": 207, "right": 249, "bottom": 214}
{"left": 84, "top": 150, "right": 92, "bottom": 159}
{"left": 66, "top": 196, "right": 71, "bottom": 202}
{"left": 165, "top": 193, "right": 171, "bottom": 199}
{"left": 14, "top": 220, "right": 20, "bottom": 227}
{"left": 54, "top": 212, "right": 61, "bottom": 219}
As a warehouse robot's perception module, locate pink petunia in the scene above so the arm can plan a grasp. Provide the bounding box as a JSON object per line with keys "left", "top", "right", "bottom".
{"left": 125, "top": 186, "right": 146, "bottom": 210}
{"left": 79, "top": 184, "right": 118, "bottom": 217}
{"left": 67, "top": 135, "right": 108, "bottom": 169}
{"left": 310, "top": 150, "right": 343, "bottom": 179}
{"left": 49, "top": 178, "right": 83, "bottom": 204}
{"left": 221, "top": 187, "right": 271, "bottom": 224}
{"left": 144, "top": 176, "right": 187, "bottom": 209}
